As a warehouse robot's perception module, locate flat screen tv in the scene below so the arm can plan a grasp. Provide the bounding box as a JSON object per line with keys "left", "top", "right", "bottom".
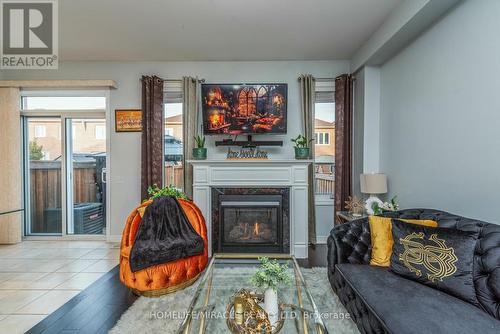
{"left": 202, "top": 83, "right": 287, "bottom": 135}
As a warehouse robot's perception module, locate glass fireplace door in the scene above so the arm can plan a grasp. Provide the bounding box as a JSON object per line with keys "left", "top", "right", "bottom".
{"left": 219, "top": 194, "right": 284, "bottom": 253}
{"left": 222, "top": 207, "right": 279, "bottom": 244}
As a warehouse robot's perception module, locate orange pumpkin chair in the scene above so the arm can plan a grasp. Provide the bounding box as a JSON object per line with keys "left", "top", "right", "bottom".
{"left": 119, "top": 198, "right": 208, "bottom": 297}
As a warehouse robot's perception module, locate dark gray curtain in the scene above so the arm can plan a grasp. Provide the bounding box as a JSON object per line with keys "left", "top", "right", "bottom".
{"left": 141, "top": 75, "right": 164, "bottom": 200}
{"left": 299, "top": 74, "right": 317, "bottom": 244}
{"left": 334, "top": 74, "right": 354, "bottom": 220}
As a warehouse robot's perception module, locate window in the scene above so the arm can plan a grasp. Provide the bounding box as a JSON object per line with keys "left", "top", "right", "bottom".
{"left": 315, "top": 132, "right": 330, "bottom": 145}
{"left": 95, "top": 125, "right": 106, "bottom": 139}
{"left": 163, "top": 80, "right": 184, "bottom": 190}
{"left": 34, "top": 125, "right": 46, "bottom": 138}
{"left": 314, "top": 80, "right": 335, "bottom": 199}
{"left": 164, "top": 102, "right": 183, "bottom": 190}
{"left": 22, "top": 96, "right": 106, "bottom": 110}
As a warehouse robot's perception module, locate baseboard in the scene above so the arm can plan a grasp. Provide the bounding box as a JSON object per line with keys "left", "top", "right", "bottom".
{"left": 24, "top": 235, "right": 106, "bottom": 241}
{"left": 107, "top": 235, "right": 122, "bottom": 243}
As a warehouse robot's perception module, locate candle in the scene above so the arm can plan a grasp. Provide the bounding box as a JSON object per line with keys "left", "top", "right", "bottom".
{"left": 234, "top": 297, "right": 244, "bottom": 325}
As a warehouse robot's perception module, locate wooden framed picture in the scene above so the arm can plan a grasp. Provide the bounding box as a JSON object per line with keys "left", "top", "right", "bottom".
{"left": 115, "top": 109, "right": 142, "bottom": 132}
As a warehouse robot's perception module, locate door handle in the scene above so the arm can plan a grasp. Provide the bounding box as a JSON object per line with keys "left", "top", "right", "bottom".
{"left": 101, "top": 168, "right": 107, "bottom": 183}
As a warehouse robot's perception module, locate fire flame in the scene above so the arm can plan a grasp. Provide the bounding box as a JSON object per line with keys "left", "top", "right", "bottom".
{"left": 238, "top": 222, "right": 263, "bottom": 240}
{"left": 253, "top": 222, "right": 260, "bottom": 236}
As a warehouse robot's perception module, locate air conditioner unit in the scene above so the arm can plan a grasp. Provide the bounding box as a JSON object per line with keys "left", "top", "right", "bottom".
{"left": 74, "top": 203, "right": 104, "bottom": 234}
{"left": 43, "top": 202, "right": 104, "bottom": 234}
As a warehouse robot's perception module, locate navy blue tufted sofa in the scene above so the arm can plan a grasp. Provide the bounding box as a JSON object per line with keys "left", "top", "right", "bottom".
{"left": 327, "top": 209, "right": 500, "bottom": 334}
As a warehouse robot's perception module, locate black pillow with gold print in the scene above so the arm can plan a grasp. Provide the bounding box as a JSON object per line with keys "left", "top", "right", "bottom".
{"left": 390, "top": 219, "right": 480, "bottom": 306}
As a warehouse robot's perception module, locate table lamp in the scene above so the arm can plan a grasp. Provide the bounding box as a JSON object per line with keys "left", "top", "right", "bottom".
{"left": 360, "top": 173, "right": 387, "bottom": 214}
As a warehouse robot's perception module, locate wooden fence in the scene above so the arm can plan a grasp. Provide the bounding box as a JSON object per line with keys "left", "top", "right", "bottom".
{"left": 30, "top": 160, "right": 98, "bottom": 233}
{"left": 164, "top": 164, "right": 184, "bottom": 190}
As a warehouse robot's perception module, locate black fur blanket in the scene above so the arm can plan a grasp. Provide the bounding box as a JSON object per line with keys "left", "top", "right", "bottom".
{"left": 129, "top": 196, "right": 204, "bottom": 272}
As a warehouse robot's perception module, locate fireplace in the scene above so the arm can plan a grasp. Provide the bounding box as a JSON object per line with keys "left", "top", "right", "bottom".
{"left": 212, "top": 188, "right": 290, "bottom": 254}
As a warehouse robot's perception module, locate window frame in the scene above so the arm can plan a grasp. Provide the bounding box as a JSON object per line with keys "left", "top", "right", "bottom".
{"left": 315, "top": 131, "right": 331, "bottom": 145}
{"left": 314, "top": 80, "right": 335, "bottom": 205}
{"left": 34, "top": 125, "right": 47, "bottom": 138}
{"left": 163, "top": 80, "right": 184, "bottom": 189}
{"left": 20, "top": 89, "right": 111, "bottom": 240}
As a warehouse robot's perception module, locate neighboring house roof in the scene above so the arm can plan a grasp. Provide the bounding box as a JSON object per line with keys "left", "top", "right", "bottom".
{"left": 315, "top": 155, "right": 335, "bottom": 164}
{"left": 165, "top": 114, "right": 182, "bottom": 123}
{"left": 315, "top": 119, "right": 335, "bottom": 128}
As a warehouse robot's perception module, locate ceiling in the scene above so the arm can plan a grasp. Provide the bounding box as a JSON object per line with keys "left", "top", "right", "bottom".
{"left": 59, "top": 0, "right": 402, "bottom": 61}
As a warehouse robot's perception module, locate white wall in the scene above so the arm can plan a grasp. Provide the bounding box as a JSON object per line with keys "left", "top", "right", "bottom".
{"left": 361, "top": 67, "right": 381, "bottom": 173}
{"left": 1, "top": 60, "right": 349, "bottom": 238}
{"left": 379, "top": 0, "right": 500, "bottom": 223}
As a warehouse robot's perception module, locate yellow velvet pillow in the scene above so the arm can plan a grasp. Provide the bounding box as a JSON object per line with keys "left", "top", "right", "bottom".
{"left": 369, "top": 216, "right": 438, "bottom": 267}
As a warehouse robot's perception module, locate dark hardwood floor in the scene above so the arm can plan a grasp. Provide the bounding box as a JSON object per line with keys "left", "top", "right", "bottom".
{"left": 26, "top": 266, "right": 138, "bottom": 334}
{"left": 299, "top": 244, "right": 328, "bottom": 267}
{"left": 27, "top": 245, "right": 328, "bottom": 333}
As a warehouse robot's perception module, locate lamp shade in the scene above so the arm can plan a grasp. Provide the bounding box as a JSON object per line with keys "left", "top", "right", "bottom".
{"left": 360, "top": 173, "right": 387, "bottom": 194}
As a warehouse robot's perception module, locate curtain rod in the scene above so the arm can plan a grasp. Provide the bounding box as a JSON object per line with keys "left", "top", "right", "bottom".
{"left": 297, "top": 77, "right": 335, "bottom": 82}
{"left": 163, "top": 78, "right": 205, "bottom": 83}
{"left": 298, "top": 77, "right": 356, "bottom": 81}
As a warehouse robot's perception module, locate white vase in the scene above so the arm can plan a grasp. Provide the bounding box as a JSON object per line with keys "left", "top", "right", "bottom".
{"left": 264, "top": 288, "right": 279, "bottom": 326}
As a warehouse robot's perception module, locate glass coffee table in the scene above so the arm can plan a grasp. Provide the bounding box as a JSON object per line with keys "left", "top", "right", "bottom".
{"left": 177, "top": 254, "right": 328, "bottom": 334}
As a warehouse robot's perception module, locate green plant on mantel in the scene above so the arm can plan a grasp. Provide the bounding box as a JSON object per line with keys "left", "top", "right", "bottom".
{"left": 194, "top": 135, "right": 206, "bottom": 148}
{"left": 146, "top": 184, "right": 189, "bottom": 201}
{"left": 250, "top": 257, "right": 292, "bottom": 292}
{"left": 291, "top": 134, "right": 313, "bottom": 148}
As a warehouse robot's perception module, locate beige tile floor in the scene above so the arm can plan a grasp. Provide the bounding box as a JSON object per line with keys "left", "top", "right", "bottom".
{"left": 0, "top": 240, "right": 119, "bottom": 333}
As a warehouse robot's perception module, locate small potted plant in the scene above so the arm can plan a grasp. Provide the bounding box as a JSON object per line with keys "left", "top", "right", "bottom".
{"left": 192, "top": 135, "right": 207, "bottom": 160}
{"left": 250, "top": 257, "right": 292, "bottom": 326}
{"left": 291, "top": 134, "right": 313, "bottom": 159}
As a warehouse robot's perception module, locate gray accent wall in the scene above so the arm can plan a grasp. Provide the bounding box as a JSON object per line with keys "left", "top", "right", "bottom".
{"left": 379, "top": 0, "right": 500, "bottom": 223}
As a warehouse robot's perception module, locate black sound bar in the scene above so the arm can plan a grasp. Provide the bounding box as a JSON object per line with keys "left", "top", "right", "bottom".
{"left": 215, "top": 140, "right": 283, "bottom": 148}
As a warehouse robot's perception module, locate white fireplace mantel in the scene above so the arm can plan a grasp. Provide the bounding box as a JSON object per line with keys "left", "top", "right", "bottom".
{"left": 188, "top": 159, "right": 312, "bottom": 258}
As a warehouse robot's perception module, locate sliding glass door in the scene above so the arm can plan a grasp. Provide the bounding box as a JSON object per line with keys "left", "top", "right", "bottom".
{"left": 25, "top": 117, "right": 63, "bottom": 234}
{"left": 21, "top": 93, "right": 108, "bottom": 237}
{"left": 66, "top": 118, "right": 107, "bottom": 235}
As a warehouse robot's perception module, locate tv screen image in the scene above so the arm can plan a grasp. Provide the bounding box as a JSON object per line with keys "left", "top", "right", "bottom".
{"left": 202, "top": 84, "right": 287, "bottom": 135}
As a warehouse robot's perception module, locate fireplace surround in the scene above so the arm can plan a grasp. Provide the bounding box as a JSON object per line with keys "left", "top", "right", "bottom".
{"left": 211, "top": 187, "right": 290, "bottom": 254}
{"left": 188, "top": 159, "right": 311, "bottom": 258}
